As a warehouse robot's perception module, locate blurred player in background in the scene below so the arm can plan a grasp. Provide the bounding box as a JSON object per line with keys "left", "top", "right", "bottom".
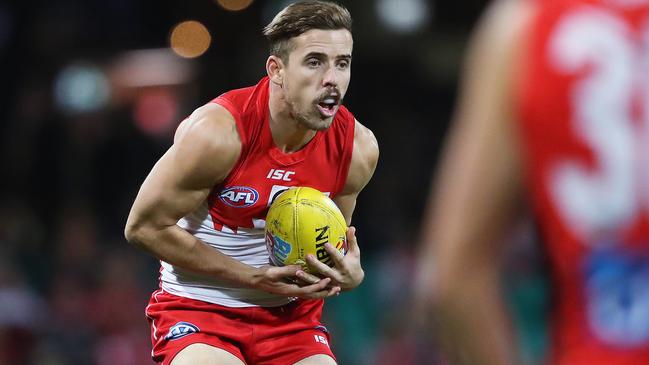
{"left": 124, "top": 1, "right": 378, "bottom": 364}
{"left": 415, "top": 0, "right": 649, "bottom": 364}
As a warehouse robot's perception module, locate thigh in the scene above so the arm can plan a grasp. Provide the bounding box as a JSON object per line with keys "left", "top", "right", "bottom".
{"left": 293, "top": 354, "right": 337, "bottom": 365}
{"left": 146, "top": 290, "right": 250, "bottom": 364}
{"left": 250, "top": 299, "right": 336, "bottom": 365}
{"left": 171, "top": 343, "right": 245, "bottom": 365}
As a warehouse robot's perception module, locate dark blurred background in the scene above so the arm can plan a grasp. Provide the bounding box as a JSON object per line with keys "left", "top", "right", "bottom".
{"left": 0, "top": 0, "right": 549, "bottom": 364}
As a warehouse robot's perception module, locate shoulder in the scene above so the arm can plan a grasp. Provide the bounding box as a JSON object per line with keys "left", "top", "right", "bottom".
{"left": 176, "top": 103, "right": 239, "bottom": 149}
{"left": 469, "top": 0, "right": 538, "bottom": 63}
{"left": 173, "top": 103, "right": 242, "bottom": 182}
{"left": 343, "top": 119, "right": 379, "bottom": 194}
{"left": 456, "top": 0, "right": 538, "bottom": 122}
{"left": 482, "top": 0, "right": 537, "bottom": 33}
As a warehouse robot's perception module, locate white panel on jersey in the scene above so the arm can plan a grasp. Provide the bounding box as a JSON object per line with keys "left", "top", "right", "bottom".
{"left": 252, "top": 218, "right": 266, "bottom": 230}
{"left": 160, "top": 202, "right": 292, "bottom": 307}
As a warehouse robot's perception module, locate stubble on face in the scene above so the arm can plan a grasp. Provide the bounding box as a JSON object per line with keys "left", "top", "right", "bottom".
{"left": 283, "top": 78, "right": 337, "bottom": 131}
{"left": 280, "top": 29, "right": 352, "bottom": 131}
{"left": 294, "top": 106, "right": 335, "bottom": 131}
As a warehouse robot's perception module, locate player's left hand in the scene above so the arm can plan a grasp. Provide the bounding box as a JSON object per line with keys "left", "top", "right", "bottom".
{"left": 305, "top": 226, "right": 364, "bottom": 291}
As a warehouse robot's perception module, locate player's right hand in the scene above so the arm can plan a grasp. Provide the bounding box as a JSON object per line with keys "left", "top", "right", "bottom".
{"left": 251, "top": 265, "right": 341, "bottom": 299}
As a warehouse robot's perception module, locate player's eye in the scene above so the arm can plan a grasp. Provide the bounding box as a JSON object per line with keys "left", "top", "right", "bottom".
{"left": 337, "top": 60, "right": 350, "bottom": 70}
{"left": 306, "top": 58, "right": 321, "bottom": 68}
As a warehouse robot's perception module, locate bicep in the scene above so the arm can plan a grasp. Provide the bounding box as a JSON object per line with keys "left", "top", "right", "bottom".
{"left": 128, "top": 147, "right": 214, "bottom": 229}
{"left": 128, "top": 105, "right": 240, "bottom": 230}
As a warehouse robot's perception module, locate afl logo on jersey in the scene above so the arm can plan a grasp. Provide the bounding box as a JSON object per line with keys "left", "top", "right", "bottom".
{"left": 219, "top": 186, "right": 259, "bottom": 208}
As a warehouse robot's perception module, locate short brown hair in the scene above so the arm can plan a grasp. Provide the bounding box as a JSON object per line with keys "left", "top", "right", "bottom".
{"left": 263, "top": 1, "right": 352, "bottom": 62}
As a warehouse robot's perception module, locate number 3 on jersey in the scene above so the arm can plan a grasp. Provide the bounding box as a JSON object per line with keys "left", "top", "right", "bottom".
{"left": 549, "top": 7, "right": 647, "bottom": 241}
{"left": 549, "top": 6, "right": 649, "bottom": 346}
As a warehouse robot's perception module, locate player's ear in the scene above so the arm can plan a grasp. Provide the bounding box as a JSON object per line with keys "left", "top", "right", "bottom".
{"left": 266, "top": 55, "right": 285, "bottom": 86}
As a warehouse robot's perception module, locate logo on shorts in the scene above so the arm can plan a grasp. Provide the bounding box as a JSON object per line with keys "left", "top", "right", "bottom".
{"left": 314, "top": 334, "right": 329, "bottom": 346}
{"left": 314, "top": 325, "right": 330, "bottom": 346}
{"left": 164, "top": 322, "right": 199, "bottom": 340}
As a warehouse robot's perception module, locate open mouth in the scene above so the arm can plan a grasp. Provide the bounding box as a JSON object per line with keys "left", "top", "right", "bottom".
{"left": 316, "top": 96, "right": 340, "bottom": 118}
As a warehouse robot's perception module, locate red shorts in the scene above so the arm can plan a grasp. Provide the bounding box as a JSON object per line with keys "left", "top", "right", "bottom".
{"left": 145, "top": 290, "right": 335, "bottom": 365}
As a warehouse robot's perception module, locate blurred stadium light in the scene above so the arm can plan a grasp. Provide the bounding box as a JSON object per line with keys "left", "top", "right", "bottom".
{"left": 107, "top": 48, "right": 196, "bottom": 138}
{"left": 216, "top": 0, "right": 255, "bottom": 12}
{"left": 53, "top": 63, "right": 110, "bottom": 114}
{"left": 109, "top": 48, "right": 196, "bottom": 88}
{"left": 170, "top": 20, "right": 212, "bottom": 59}
{"left": 133, "top": 88, "right": 180, "bottom": 138}
{"left": 376, "top": 0, "right": 431, "bottom": 33}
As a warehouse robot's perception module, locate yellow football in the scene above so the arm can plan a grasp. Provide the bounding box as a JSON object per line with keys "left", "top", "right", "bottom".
{"left": 265, "top": 187, "right": 348, "bottom": 272}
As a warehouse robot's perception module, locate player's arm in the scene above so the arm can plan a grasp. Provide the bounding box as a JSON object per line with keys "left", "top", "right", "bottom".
{"left": 415, "top": 0, "right": 536, "bottom": 364}
{"left": 125, "top": 103, "right": 337, "bottom": 299}
{"left": 335, "top": 120, "right": 379, "bottom": 225}
{"left": 307, "top": 120, "right": 379, "bottom": 290}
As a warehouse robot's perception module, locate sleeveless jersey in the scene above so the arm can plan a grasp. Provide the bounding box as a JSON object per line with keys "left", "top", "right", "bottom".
{"left": 160, "top": 77, "right": 355, "bottom": 307}
{"left": 516, "top": 0, "right": 649, "bottom": 363}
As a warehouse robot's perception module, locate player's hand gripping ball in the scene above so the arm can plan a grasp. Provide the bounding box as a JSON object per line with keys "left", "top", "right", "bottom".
{"left": 265, "top": 187, "right": 347, "bottom": 273}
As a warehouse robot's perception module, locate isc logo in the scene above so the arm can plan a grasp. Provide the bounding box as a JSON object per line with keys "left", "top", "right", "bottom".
{"left": 314, "top": 334, "right": 329, "bottom": 346}
{"left": 219, "top": 186, "right": 259, "bottom": 208}
{"left": 267, "top": 169, "right": 295, "bottom": 181}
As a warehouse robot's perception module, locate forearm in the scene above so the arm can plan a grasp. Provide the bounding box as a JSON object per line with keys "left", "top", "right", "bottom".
{"left": 126, "top": 223, "right": 259, "bottom": 287}
{"left": 435, "top": 269, "right": 517, "bottom": 365}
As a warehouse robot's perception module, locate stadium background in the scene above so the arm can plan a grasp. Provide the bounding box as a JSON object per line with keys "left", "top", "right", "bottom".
{"left": 0, "top": 0, "right": 549, "bottom": 364}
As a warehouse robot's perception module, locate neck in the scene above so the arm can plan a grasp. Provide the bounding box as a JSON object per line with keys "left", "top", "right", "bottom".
{"left": 268, "top": 81, "right": 317, "bottom": 153}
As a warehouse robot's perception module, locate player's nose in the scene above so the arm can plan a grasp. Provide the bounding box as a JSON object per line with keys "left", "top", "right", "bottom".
{"left": 322, "top": 64, "right": 339, "bottom": 87}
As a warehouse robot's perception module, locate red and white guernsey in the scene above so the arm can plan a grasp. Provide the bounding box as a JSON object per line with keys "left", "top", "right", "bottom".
{"left": 160, "top": 77, "right": 355, "bottom": 307}
{"left": 517, "top": 0, "right": 649, "bottom": 363}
